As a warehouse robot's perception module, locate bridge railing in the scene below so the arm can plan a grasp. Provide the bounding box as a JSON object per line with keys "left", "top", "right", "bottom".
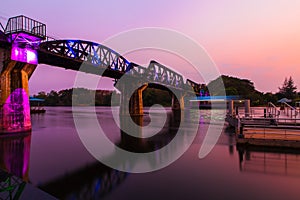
{"left": 4, "top": 15, "right": 46, "bottom": 39}
{"left": 43, "top": 36, "right": 56, "bottom": 42}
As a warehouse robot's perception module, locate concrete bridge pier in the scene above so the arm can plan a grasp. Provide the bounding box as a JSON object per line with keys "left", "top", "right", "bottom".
{"left": 0, "top": 51, "right": 36, "bottom": 133}
{"left": 0, "top": 15, "right": 44, "bottom": 134}
{"left": 171, "top": 92, "right": 185, "bottom": 111}
{"left": 119, "top": 83, "right": 148, "bottom": 116}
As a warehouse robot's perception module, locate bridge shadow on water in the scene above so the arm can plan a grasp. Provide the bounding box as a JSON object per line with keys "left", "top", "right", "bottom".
{"left": 40, "top": 111, "right": 183, "bottom": 199}
{"left": 117, "top": 111, "right": 181, "bottom": 153}
{"left": 0, "top": 108, "right": 192, "bottom": 199}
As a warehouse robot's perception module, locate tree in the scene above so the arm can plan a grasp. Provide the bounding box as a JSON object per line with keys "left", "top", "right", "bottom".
{"left": 34, "top": 91, "right": 47, "bottom": 99}
{"left": 278, "top": 76, "right": 297, "bottom": 99}
{"left": 207, "top": 75, "right": 264, "bottom": 105}
{"left": 58, "top": 89, "right": 72, "bottom": 106}
{"left": 225, "top": 87, "right": 238, "bottom": 96}
{"left": 208, "top": 75, "right": 256, "bottom": 96}
{"left": 142, "top": 88, "right": 171, "bottom": 107}
{"left": 263, "top": 92, "right": 278, "bottom": 104}
{"left": 45, "top": 90, "right": 59, "bottom": 105}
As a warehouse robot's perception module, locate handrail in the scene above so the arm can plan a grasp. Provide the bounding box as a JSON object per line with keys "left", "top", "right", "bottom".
{"left": 283, "top": 102, "right": 294, "bottom": 110}
{"left": 282, "top": 102, "right": 298, "bottom": 118}
{"left": 4, "top": 15, "right": 46, "bottom": 39}
{"left": 296, "top": 102, "right": 300, "bottom": 113}
{"left": 43, "top": 36, "right": 56, "bottom": 42}
{"left": 267, "top": 102, "right": 280, "bottom": 118}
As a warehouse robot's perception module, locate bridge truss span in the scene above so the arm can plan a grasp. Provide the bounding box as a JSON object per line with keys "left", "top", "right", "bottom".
{"left": 145, "top": 60, "right": 184, "bottom": 89}
{"left": 38, "top": 40, "right": 130, "bottom": 74}
{"left": 186, "top": 79, "right": 201, "bottom": 94}
{"left": 38, "top": 39, "right": 200, "bottom": 94}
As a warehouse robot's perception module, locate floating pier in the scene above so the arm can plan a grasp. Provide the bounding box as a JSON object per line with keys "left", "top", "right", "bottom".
{"left": 226, "top": 100, "right": 300, "bottom": 148}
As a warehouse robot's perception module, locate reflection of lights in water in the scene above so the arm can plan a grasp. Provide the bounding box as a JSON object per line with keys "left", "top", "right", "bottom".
{"left": 0, "top": 133, "right": 31, "bottom": 181}
{"left": 42, "top": 162, "right": 128, "bottom": 199}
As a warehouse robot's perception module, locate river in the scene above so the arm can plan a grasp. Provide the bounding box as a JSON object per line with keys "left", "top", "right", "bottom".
{"left": 1, "top": 106, "right": 300, "bottom": 200}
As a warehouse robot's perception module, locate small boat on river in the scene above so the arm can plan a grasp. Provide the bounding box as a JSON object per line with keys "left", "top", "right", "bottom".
{"left": 29, "top": 97, "right": 46, "bottom": 114}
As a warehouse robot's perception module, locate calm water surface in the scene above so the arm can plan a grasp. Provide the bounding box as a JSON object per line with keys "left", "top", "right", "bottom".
{"left": 2, "top": 106, "right": 300, "bottom": 200}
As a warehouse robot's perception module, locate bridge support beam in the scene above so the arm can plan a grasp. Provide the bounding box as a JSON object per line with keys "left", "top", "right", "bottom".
{"left": 171, "top": 93, "right": 185, "bottom": 111}
{"left": 0, "top": 48, "right": 36, "bottom": 133}
{"left": 120, "top": 84, "right": 148, "bottom": 116}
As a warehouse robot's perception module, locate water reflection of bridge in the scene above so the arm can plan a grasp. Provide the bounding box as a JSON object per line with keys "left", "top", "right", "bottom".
{"left": 237, "top": 145, "right": 300, "bottom": 177}
{"left": 0, "top": 133, "right": 57, "bottom": 199}
{"left": 0, "top": 134, "right": 30, "bottom": 200}
{"left": 0, "top": 109, "right": 195, "bottom": 199}
{"left": 41, "top": 110, "right": 189, "bottom": 199}
{"left": 41, "top": 162, "right": 128, "bottom": 199}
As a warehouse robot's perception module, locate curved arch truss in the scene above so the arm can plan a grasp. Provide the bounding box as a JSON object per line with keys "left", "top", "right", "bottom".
{"left": 39, "top": 40, "right": 130, "bottom": 73}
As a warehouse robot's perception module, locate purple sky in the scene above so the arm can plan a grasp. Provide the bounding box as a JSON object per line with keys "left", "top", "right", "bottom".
{"left": 1, "top": 0, "right": 300, "bottom": 94}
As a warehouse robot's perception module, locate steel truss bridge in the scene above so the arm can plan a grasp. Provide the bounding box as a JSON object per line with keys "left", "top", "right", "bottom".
{"left": 0, "top": 15, "right": 206, "bottom": 133}
{"left": 0, "top": 15, "right": 202, "bottom": 94}
{"left": 38, "top": 39, "right": 201, "bottom": 93}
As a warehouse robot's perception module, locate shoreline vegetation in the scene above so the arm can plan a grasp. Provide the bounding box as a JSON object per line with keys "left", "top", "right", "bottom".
{"left": 33, "top": 75, "right": 299, "bottom": 107}
{"left": 33, "top": 87, "right": 172, "bottom": 107}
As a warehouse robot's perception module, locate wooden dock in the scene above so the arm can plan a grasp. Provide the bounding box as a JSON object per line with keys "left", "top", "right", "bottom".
{"left": 226, "top": 101, "right": 300, "bottom": 148}
{"left": 237, "top": 126, "right": 300, "bottom": 148}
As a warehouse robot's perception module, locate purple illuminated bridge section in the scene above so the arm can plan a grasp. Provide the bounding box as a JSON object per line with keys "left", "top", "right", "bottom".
{"left": 11, "top": 46, "right": 38, "bottom": 64}
{"left": 5, "top": 15, "right": 46, "bottom": 64}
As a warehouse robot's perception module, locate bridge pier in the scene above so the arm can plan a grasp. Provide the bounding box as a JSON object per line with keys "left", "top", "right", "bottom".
{"left": 0, "top": 15, "right": 44, "bottom": 134}
{"left": 0, "top": 55, "right": 36, "bottom": 133}
{"left": 119, "top": 84, "right": 148, "bottom": 116}
{"left": 171, "top": 93, "right": 185, "bottom": 111}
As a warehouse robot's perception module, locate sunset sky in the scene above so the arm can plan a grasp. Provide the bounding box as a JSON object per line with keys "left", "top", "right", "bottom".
{"left": 1, "top": 0, "right": 300, "bottom": 94}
